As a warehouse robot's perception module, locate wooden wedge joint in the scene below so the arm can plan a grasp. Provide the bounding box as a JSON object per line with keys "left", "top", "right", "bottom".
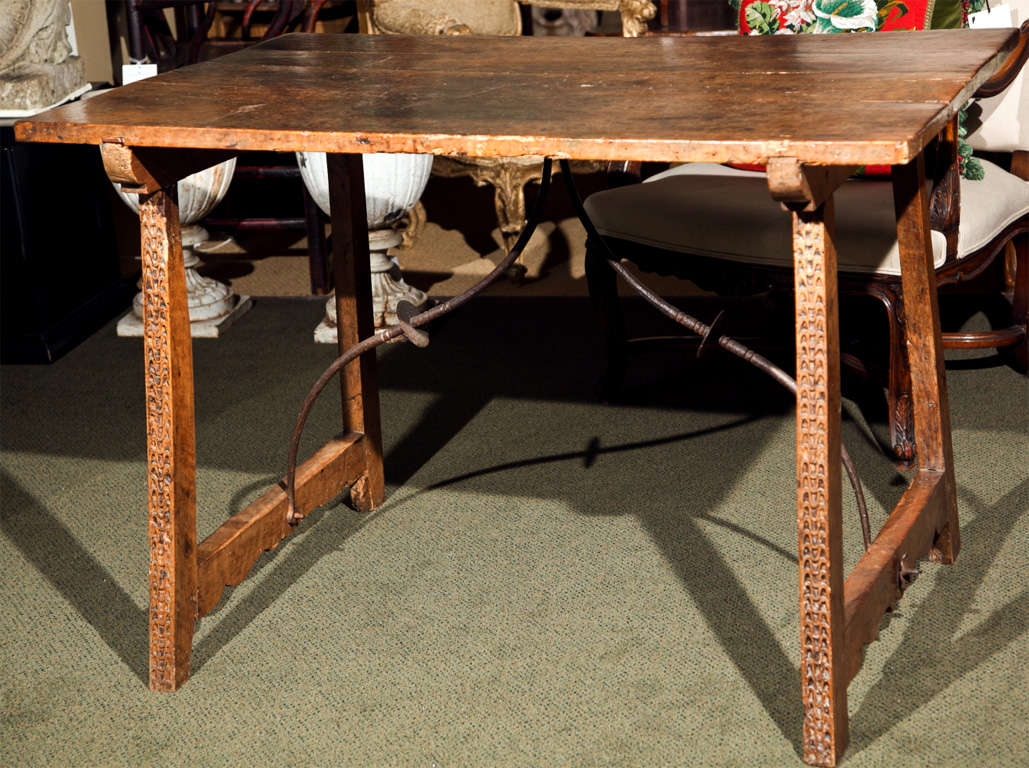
{"left": 896, "top": 553, "right": 922, "bottom": 594}
{"left": 767, "top": 157, "right": 858, "bottom": 212}
{"left": 100, "top": 143, "right": 238, "bottom": 194}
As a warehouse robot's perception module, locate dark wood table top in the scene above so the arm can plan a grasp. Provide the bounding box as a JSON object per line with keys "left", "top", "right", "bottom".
{"left": 15, "top": 29, "right": 1017, "bottom": 166}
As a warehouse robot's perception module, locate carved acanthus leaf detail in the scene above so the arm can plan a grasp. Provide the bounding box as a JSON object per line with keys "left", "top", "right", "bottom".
{"left": 620, "top": 0, "right": 657, "bottom": 36}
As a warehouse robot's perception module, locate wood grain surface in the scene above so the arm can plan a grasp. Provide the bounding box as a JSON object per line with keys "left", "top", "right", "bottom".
{"left": 841, "top": 471, "right": 948, "bottom": 687}
{"left": 196, "top": 433, "right": 366, "bottom": 618}
{"left": 891, "top": 157, "right": 960, "bottom": 563}
{"left": 15, "top": 30, "right": 1017, "bottom": 166}
{"left": 326, "top": 154, "right": 385, "bottom": 511}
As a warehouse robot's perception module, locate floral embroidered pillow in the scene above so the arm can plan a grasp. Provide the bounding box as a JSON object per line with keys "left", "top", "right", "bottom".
{"left": 735, "top": 0, "right": 965, "bottom": 36}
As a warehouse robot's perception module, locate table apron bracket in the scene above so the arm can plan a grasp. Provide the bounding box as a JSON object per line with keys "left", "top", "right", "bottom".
{"left": 767, "top": 158, "right": 860, "bottom": 212}
{"left": 101, "top": 143, "right": 238, "bottom": 194}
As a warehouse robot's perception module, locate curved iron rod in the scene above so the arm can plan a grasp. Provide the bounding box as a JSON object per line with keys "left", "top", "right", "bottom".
{"left": 285, "top": 158, "right": 555, "bottom": 523}
{"left": 557, "top": 160, "right": 872, "bottom": 550}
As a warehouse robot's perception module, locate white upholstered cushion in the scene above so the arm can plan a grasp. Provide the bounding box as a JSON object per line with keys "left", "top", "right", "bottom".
{"left": 583, "top": 161, "right": 1025, "bottom": 276}
{"left": 968, "top": 2, "right": 1027, "bottom": 153}
{"left": 958, "top": 157, "right": 1029, "bottom": 256}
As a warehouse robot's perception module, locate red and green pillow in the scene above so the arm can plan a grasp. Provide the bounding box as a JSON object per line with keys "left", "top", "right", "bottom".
{"left": 728, "top": 0, "right": 984, "bottom": 179}
{"left": 734, "top": 0, "right": 966, "bottom": 36}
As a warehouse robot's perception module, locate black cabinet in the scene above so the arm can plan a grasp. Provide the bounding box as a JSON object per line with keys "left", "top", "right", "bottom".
{"left": 1, "top": 125, "right": 135, "bottom": 363}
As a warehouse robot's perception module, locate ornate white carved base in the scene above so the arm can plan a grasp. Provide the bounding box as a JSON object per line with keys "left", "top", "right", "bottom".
{"left": 297, "top": 150, "right": 433, "bottom": 342}
{"left": 117, "top": 296, "right": 253, "bottom": 339}
{"left": 314, "top": 229, "right": 432, "bottom": 343}
{"left": 118, "top": 225, "right": 252, "bottom": 338}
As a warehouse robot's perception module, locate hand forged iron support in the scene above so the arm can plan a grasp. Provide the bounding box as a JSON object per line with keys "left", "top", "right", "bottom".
{"left": 285, "top": 159, "right": 555, "bottom": 524}
{"left": 557, "top": 161, "right": 872, "bottom": 550}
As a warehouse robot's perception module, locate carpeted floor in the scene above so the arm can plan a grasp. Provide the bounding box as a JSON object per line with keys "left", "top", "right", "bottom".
{"left": 1, "top": 291, "right": 1026, "bottom": 766}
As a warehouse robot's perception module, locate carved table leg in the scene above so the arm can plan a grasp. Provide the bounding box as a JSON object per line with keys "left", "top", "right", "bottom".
{"left": 140, "top": 187, "right": 199, "bottom": 691}
{"left": 892, "top": 156, "right": 959, "bottom": 563}
{"left": 326, "top": 153, "right": 385, "bottom": 511}
{"left": 793, "top": 198, "right": 849, "bottom": 766}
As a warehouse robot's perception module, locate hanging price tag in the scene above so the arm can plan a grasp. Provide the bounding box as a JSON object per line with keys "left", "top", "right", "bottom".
{"left": 122, "top": 64, "right": 158, "bottom": 85}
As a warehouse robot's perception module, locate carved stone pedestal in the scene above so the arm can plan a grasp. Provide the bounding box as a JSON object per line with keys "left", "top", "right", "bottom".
{"left": 298, "top": 150, "right": 433, "bottom": 342}
{"left": 117, "top": 225, "right": 252, "bottom": 338}
{"left": 113, "top": 158, "right": 251, "bottom": 338}
{"left": 313, "top": 228, "right": 431, "bottom": 342}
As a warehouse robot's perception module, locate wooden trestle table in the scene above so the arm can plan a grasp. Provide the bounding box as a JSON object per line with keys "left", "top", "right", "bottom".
{"left": 15, "top": 29, "right": 1019, "bottom": 766}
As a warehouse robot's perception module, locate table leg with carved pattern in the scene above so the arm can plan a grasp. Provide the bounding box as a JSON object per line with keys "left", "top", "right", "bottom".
{"left": 781, "top": 148, "right": 963, "bottom": 767}
{"left": 100, "top": 144, "right": 387, "bottom": 693}
{"left": 137, "top": 185, "right": 199, "bottom": 692}
{"left": 792, "top": 198, "right": 849, "bottom": 767}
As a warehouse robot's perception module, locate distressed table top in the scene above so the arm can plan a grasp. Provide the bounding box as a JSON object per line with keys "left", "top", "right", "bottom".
{"left": 15, "top": 29, "right": 1017, "bottom": 166}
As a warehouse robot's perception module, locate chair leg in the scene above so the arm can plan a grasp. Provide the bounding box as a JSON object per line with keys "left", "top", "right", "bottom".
{"left": 303, "top": 184, "right": 331, "bottom": 295}
{"left": 1000, "top": 232, "right": 1028, "bottom": 373}
{"left": 860, "top": 284, "right": 916, "bottom": 466}
{"left": 585, "top": 238, "right": 626, "bottom": 398}
{"left": 492, "top": 174, "right": 525, "bottom": 252}
{"left": 882, "top": 285, "right": 916, "bottom": 467}
{"left": 399, "top": 201, "right": 426, "bottom": 249}
{"left": 887, "top": 325, "right": 916, "bottom": 468}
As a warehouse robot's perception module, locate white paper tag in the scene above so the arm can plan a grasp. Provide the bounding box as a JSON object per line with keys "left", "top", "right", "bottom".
{"left": 969, "top": 5, "right": 1015, "bottom": 28}
{"left": 122, "top": 63, "right": 158, "bottom": 85}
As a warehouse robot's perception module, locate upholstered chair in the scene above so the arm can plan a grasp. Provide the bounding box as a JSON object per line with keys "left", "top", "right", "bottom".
{"left": 356, "top": 0, "right": 658, "bottom": 277}
{"left": 582, "top": 16, "right": 1029, "bottom": 465}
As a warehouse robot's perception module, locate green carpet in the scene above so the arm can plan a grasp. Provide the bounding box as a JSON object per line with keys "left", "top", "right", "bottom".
{"left": 2, "top": 298, "right": 1026, "bottom": 767}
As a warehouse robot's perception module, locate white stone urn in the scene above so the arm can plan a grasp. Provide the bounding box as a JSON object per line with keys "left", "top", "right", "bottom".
{"left": 114, "top": 158, "right": 252, "bottom": 337}
{"left": 297, "top": 151, "right": 433, "bottom": 339}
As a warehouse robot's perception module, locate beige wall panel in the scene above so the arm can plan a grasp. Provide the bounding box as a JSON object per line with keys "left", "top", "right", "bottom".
{"left": 69, "top": 0, "right": 113, "bottom": 84}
